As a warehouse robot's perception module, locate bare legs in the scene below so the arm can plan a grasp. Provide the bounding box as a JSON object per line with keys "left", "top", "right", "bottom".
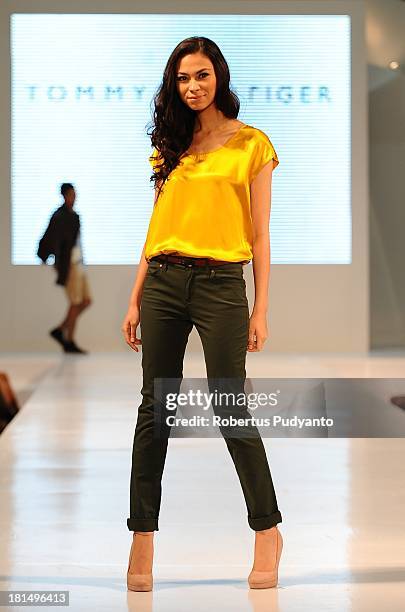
{"left": 58, "top": 298, "right": 92, "bottom": 341}
{"left": 128, "top": 528, "right": 281, "bottom": 581}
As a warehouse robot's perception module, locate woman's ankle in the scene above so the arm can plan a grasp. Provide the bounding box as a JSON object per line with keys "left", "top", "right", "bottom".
{"left": 256, "top": 526, "right": 278, "bottom": 536}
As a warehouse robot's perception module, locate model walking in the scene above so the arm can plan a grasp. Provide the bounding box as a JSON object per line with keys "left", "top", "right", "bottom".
{"left": 37, "top": 183, "right": 92, "bottom": 354}
{"left": 122, "top": 36, "right": 283, "bottom": 592}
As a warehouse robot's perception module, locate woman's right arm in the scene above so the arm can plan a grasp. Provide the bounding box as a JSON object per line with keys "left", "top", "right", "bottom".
{"left": 121, "top": 183, "right": 160, "bottom": 351}
{"left": 128, "top": 241, "right": 149, "bottom": 309}
{"left": 121, "top": 242, "right": 147, "bottom": 351}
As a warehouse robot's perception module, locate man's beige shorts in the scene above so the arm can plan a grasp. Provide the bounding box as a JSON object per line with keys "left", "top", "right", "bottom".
{"left": 64, "top": 262, "right": 92, "bottom": 305}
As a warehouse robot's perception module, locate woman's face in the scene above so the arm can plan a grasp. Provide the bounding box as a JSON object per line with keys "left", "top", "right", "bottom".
{"left": 176, "top": 52, "right": 217, "bottom": 111}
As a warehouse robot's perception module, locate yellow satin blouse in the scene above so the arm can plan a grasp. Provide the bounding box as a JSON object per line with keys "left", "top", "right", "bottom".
{"left": 144, "top": 124, "right": 279, "bottom": 264}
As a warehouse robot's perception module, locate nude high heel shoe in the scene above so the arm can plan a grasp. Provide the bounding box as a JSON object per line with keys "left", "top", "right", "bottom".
{"left": 127, "top": 531, "right": 154, "bottom": 592}
{"left": 248, "top": 526, "right": 283, "bottom": 589}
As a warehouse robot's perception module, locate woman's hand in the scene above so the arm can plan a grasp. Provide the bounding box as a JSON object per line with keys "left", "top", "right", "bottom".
{"left": 121, "top": 304, "right": 142, "bottom": 352}
{"left": 247, "top": 310, "right": 268, "bottom": 352}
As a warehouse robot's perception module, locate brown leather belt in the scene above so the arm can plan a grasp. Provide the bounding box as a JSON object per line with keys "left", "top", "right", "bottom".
{"left": 150, "top": 254, "right": 244, "bottom": 267}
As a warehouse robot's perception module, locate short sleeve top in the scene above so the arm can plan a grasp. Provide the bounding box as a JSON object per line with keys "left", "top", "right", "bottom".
{"left": 144, "top": 124, "right": 279, "bottom": 263}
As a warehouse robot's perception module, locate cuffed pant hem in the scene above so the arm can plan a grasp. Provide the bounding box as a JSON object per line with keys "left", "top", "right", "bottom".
{"left": 248, "top": 510, "right": 282, "bottom": 531}
{"left": 127, "top": 518, "right": 159, "bottom": 532}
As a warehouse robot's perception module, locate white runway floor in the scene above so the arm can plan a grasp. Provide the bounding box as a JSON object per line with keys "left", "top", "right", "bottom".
{"left": 0, "top": 351, "right": 404, "bottom": 612}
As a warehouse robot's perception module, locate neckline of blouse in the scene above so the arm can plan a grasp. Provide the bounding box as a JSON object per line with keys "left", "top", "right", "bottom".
{"left": 185, "top": 123, "right": 250, "bottom": 157}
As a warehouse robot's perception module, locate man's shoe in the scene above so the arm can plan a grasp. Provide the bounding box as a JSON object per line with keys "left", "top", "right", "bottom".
{"left": 49, "top": 327, "right": 67, "bottom": 349}
{"left": 63, "top": 340, "right": 88, "bottom": 354}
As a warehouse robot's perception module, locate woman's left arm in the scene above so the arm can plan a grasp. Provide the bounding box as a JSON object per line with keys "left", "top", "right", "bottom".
{"left": 248, "top": 159, "right": 275, "bottom": 352}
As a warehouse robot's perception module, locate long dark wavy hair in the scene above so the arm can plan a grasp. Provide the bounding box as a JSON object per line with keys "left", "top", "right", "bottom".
{"left": 146, "top": 36, "right": 240, "bottom": 202}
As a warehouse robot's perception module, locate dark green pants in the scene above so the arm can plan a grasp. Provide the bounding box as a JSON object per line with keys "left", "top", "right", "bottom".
{"left": 127, "top": 258, "right": 282, "bottom": 532}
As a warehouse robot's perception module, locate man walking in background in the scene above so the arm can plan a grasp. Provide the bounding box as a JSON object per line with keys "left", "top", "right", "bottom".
{"left": 37, "top": 183, "right": 92, "bottom": 354}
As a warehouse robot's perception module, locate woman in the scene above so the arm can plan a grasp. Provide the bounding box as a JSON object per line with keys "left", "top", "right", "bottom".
{"left": 122, "top": 36, "right": 283, "bottom": 592}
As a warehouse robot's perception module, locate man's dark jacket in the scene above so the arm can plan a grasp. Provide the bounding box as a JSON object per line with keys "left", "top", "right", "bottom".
{"left": 37, "top": 203, "right": 80, "bottom": 286}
